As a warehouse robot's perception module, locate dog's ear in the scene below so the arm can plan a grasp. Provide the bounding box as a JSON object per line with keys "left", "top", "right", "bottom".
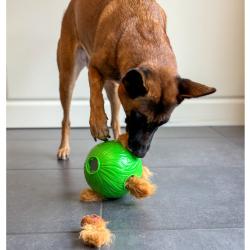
{"left": 178, "top": 78, "right": 216, "bottom": 101}
{"left": 122, "top": 68, "right": 148, "bottom": 99}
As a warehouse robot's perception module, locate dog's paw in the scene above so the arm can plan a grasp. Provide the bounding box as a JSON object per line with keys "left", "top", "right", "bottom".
{"left": 89, "top": 115, "right": 110, "bottom": 141}
{"left": 57, "top": 146, "right": 70, "bottom": 160}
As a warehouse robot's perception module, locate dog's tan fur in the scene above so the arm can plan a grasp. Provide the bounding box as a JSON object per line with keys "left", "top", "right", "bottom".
{"left": 57, "top": 0, "right": 216, "bottom": 159}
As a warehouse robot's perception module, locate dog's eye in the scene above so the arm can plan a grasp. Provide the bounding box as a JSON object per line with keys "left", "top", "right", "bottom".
{"left": 134, "top": 111, "right": 144, "bottom": 120}
{"left": 147, "top": 123, "right": 158, "bottom": 131}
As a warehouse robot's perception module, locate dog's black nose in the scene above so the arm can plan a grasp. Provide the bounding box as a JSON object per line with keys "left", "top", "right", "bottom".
{"left": 129, "top": 144, "right": 149, "bottom": 158}
{"left": 132, "top": 150, "right": 147, "bottom": 158}
{"left": 128, "top": 138, "right": 151, "bottom": 158}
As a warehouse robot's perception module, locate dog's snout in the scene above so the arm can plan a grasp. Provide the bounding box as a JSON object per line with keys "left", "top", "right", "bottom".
{"left": 128, "top": 141, "right": 150, "bottom": 158}
{"left": 125, "top": 111, "right": 158, "bottom": 157}
{"left": 132, "top": 150, "right": 147, "bottom": 158}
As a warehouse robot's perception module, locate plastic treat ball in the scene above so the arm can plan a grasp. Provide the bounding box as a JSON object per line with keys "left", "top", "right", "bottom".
{"left": 84, "top": 140, "right": 143, "bottom": 199}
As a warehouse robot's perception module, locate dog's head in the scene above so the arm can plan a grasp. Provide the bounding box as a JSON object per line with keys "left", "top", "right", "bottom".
{"left": 118, "top": 67, "right": 216, "bottom": 157}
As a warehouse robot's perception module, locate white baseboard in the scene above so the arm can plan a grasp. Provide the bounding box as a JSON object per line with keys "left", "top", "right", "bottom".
{"left": 7, "top": 98, "right": 244, "bottom": 128}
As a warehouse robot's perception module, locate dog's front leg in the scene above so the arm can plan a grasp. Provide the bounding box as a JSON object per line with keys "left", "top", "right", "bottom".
{"left": 88, "top": 65, "right": 110, "bottom": 141}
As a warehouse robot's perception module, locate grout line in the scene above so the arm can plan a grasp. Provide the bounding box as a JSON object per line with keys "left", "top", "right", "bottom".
{"left": 7, "top": 163, "right": 244, "bottom": 172}
{"left": 7, "top": 226, "right": 244, "bottom": 236}
{"left": 110, "top": 226, "right": 245, "bottom": 233}
{"left": 7, "top": 231, "right": 80, "bottom": 235}
{"left": 98, "top": 202, "right": 103, "bottom": 250}
{"left": 100, "top": 201, "right": 103, "bottom": 217}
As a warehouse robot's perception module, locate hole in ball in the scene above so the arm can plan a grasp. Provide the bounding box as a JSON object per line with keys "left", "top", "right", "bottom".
{"left": 89, "top": 157, "right": 99, "bottom": 173}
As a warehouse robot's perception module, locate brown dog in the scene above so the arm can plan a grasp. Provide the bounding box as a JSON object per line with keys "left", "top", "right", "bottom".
{"left": 57, "top": 0, "right": 216, "bottom": 160}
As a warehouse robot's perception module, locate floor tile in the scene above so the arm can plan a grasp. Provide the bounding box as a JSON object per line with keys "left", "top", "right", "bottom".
{"left": 103, "top": 228, "right": 244, "bottom": 250}
{"left": 7, "top": 233, "right": 91, "bottom": 250}
{"left": 211, "top": 126, "right": 244, "bottom": 138}
{"left": 7, "top": 170, "right": 100, "bottom": 234}
{"left": 7, "top": 140, "right": 95, "bottom": 170}
{"left": 102, "top": 167, "right": 244, "bottom": 231}
{"left": 143, "top": 137, "right": 244, "bottom": 168}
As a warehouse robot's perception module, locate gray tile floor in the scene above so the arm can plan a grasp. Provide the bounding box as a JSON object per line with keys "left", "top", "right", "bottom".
{"left": 7, "top": 127, "right": 244, "bottom": 250}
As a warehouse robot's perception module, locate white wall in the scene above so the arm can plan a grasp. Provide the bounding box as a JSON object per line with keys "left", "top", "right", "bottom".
{"left": 7, "top": 0, "right": 244, "bottom": 128}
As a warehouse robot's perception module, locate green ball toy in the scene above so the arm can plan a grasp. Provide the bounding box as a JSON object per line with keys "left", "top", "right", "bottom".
{"left": 84, "top": 140, "right": 143, "bottom": 199}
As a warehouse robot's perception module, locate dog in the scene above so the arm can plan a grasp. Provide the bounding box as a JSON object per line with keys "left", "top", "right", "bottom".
{"left": 57, "top": 0, "right": 216, "bottom": 160}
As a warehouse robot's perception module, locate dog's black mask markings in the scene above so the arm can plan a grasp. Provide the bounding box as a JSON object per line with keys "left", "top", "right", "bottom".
{"left": 122, "top": 68, "right": 172, "bottom": 157}
{"left": 125, "top": 110, "right": 163, "bottom": 158}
